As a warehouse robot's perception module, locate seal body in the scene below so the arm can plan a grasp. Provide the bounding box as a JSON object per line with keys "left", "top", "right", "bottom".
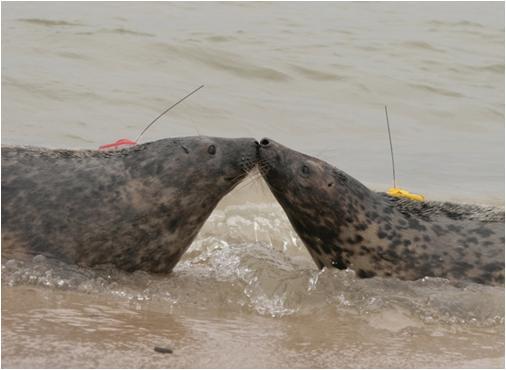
{"left": 2, "top": 136, "right": 258, "bottom": 273}
{"left": 258, "top": 138, "right": 504, "bottom": 285}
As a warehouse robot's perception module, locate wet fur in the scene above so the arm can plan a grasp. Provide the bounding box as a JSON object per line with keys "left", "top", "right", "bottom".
{"left": 259, "top": 139, "right": 505, "bottom": 285}
{"left": 2, "top": 136, "right": 258, "bottom": 273}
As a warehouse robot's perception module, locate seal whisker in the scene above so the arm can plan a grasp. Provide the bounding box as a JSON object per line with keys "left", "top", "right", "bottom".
{"left": 226, "top": 166, "right": 253, "bottom": 184}
{"left": 233, "top": 170, "right": 266, "bottom": 193}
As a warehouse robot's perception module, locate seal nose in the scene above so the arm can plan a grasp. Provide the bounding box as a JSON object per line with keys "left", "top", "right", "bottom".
{"left": 260, "top": 138, "right": 270, "bottom": 147}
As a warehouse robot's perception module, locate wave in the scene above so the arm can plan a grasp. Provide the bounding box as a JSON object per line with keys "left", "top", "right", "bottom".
{"left": 408, "top": 82, "right": 464, "bottom": 98}
{"left": 97, "top": 28, "right": 155, "bottom": 37}
{"left": 150, "top": 42, "right": 289, "bottom": 81}
{"left": 428, "top": 20, "right": 485, "bottom": 29}
{"left": 18, "top": 18, "right": 82, "bottom": 27}
{"left": 400, "top": 41, "right": 445, "bottom": 53}
{"left": 290, "top": 65, "right": 347, "bottom": 81}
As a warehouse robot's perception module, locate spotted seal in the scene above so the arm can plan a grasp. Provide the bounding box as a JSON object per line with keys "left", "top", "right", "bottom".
{"left": 258, "top": 138, "right": 504, "bottom": 285}
{"left": 2, "top": 136, "right": 258, "bottom": 273}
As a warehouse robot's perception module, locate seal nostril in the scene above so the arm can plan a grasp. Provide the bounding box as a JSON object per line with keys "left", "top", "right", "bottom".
{"left": 260, "top": 138, "right": 270, "bottom": 146}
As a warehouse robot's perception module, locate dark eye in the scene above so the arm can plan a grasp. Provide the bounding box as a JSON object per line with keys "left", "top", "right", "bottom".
{"left": 301, "top": 165, "right": 310, "bottom": 176}
{"left": 208, "top": 145, "right": 216, "bottom": 155}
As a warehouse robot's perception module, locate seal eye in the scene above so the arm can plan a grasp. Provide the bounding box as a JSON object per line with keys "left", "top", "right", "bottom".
{"left": 301, "top": 165, "right": 310, "bottom": 177}
{"left": 208, "top": 145, "right": 216, "bottom": 155}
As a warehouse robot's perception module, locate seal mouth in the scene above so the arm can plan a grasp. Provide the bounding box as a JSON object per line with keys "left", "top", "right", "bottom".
{"left": 222, "top": 155, "right": 258, "bottom": 183}
{"left": 225, "top": 174, "right": 247, "bottom": 182}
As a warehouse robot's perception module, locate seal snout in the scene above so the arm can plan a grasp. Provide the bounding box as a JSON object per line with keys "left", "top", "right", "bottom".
{"left": 236, "top": 138, "right": 260, "bottom": 174}
{"left": 257, "top": 137, "right": 278, "bottom": 178}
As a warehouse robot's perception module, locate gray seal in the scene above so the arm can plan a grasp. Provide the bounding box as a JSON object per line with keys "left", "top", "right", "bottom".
{"left": 258, "top": 138, "right": 504, "bottom": 285}
{"left": 2, "top": 136, "right": 258, "bottom": 273}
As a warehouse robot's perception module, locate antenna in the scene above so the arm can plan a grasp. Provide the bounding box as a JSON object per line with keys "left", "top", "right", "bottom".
{"left": 135, "top": 84, "right": 205, "bottom": 143}
{"left": 383, "top": 106, "right": 425, "bottom": 202}
{"left": 384, "top": 105, "right": 397, "bottom": 189}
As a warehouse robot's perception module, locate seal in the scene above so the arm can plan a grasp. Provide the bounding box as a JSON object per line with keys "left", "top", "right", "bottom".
{"left": 2, "top": 136, "right": 258, "bottom": 273}
{"left": 258, "top": 138, "right": 505, "bottom": 285}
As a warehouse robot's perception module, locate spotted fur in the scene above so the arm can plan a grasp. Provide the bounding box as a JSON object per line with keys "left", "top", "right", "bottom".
{"left": 258, "top": 138, "right": 504, "bottom": 285}
{"left": 2, "top": 136, "right": 258, "bottom": 272}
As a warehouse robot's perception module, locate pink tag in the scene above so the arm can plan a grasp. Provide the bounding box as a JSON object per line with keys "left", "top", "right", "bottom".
{"left": 98, "top": 139, "right": 137, "bottom": 151}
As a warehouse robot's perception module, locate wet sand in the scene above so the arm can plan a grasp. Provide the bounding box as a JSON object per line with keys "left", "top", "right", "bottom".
{"left": 2, "top": 284, "right": 504, "bottom": 369}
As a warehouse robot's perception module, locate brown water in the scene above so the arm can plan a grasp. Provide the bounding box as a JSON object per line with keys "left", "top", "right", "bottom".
{"left": 1, "top": 2, "right": 504, "bottom": 368}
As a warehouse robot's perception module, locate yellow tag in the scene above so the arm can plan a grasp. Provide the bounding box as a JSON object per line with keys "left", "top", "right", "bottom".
{"left": 387, "top": 187, "right": 425, "bottom": 202}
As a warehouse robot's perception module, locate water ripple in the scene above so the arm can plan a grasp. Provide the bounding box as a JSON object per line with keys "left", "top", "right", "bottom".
{"left": 150, "top": 43, "right": 289, "bottom": 81}
{"left": 18, "top": 18, "right": 83, "bottom": 27}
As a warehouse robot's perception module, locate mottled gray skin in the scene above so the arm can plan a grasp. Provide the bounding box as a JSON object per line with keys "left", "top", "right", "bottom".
{"left": 2, "top": 136, "right": 258, "bottom": 273}
{"left": 259, "top": 138, "right": 504, "bottom": 285}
